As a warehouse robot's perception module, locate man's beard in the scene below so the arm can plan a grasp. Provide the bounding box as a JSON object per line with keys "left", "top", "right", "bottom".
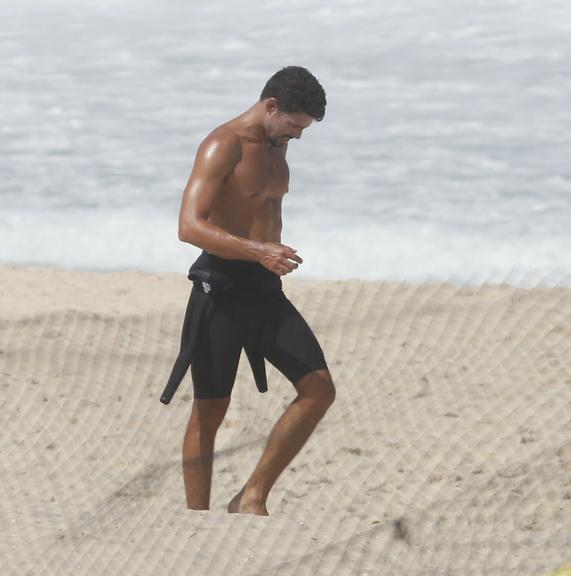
{"left": 269, "top": 138, "right": 285, "bottom": 148}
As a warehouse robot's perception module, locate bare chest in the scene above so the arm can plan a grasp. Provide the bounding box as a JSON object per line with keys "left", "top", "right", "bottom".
{"left": 226, "top": 143, "right": 290, "bottom": 201}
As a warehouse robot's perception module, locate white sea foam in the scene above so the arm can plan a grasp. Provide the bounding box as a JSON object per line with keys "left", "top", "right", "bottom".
{"left": 1, "top": 0, "right": 570, "bottom": 285}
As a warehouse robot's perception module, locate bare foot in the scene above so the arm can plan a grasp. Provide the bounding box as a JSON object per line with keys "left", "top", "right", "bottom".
{"left": 227, "top": 488, "right": 269, "bottom": 516}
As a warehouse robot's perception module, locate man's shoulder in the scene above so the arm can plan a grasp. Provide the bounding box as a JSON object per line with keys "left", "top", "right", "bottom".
{"left": 198, "top": 125, "right": 242, "bottom": 164}
{"left": 206, "top": 122, "right": 241, "bottom": 145}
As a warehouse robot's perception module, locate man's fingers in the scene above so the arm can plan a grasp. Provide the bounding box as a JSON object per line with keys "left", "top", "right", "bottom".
{"left": 283, "top": 249, "right": 303, "bottom": 264}
{"left": 268, "top": 244, "right": 302, "bottom": 274}
{"left": 278, "top": 243, "right": 303, "bottom": 264}
{"left": 277, "top": 264, "right": 292, "bottom": 275}
{"left": 276, "top": 259, "right": 298, "bottom": 275}
{"left": 284, "top": 259, "right": 300, "bottom": 270}
{"left": 289, "top": 254, "right": 303, "bottom": 264}
{"left": 281, "top": 244, "right": 303, "bottom": 263}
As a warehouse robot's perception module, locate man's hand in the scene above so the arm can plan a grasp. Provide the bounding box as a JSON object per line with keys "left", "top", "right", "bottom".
{"left": 257, "top": 242, "right": 303, "bottom": 276}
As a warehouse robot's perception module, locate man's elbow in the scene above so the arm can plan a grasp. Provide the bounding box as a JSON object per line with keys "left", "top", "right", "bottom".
{"left": 178, "top": 220, "right": 198, "bottom": 244}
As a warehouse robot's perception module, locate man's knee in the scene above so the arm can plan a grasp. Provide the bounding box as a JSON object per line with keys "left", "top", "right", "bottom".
{"left": 296, "top": 369, "right": 336, "bottom": 409}
{"left": 319, "top": 370, "right": 336, "bottom": 408}
{"left": 189, "top": 396, "right": 231, "bottom": 433}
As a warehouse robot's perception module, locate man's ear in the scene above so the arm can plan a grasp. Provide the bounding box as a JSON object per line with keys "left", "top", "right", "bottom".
{"left": 264, "top": 97, "right": 279, "bottom": 115}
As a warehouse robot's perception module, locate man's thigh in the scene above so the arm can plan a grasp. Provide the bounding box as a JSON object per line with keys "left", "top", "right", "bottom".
{"left": 190, "top": 290, "right": 243, "bottom": 399}
{"left": 255, "top": 291, "right": 329, "bottom": 387}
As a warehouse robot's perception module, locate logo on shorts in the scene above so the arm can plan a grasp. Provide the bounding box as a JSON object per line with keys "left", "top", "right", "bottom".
{"left": 202, "top": 281, "right": 211, "bottom": 294}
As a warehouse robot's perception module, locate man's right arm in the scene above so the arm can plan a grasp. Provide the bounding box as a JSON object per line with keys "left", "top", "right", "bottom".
{"left": 178, "top": 131, "right": 263, "bottom": 261}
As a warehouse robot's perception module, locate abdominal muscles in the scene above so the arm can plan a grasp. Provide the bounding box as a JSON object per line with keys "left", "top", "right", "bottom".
{"left": 209, "top": 195, "right": 282, "bottom": 242}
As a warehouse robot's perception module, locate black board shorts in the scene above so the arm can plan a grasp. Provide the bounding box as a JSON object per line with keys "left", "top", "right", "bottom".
{"left": 160, "top": 250, "right": 329, "bottom": 402}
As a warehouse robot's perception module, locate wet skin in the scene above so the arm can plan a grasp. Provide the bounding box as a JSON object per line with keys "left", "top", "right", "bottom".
{"left": 178, "top": 97, "right": 313, "bottom": 276}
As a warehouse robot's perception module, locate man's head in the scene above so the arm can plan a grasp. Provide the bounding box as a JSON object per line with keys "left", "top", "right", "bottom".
{"left": 259, "top": 66, "right": 326, "bottom": 147}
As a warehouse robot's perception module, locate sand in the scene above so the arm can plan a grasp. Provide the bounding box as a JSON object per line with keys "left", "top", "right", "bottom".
{"left": 1, "top": 264, "right": 570, "bottom": 575}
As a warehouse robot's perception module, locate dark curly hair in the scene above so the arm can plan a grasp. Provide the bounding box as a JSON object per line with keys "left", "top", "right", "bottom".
{"left": 260, "top": 66, "right": 326, "bottom": 121}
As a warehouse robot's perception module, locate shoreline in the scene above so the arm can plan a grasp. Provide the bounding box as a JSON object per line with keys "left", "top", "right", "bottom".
{"left": 2, "top": 260, "right": 571, "bottom": 290}
{"left": 2, "top": 263, "right": 571, "bottom": 318}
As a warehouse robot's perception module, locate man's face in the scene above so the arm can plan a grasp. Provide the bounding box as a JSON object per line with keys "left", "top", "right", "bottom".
{"left": 264, "top": 99, "right": 314, "bottom": 148}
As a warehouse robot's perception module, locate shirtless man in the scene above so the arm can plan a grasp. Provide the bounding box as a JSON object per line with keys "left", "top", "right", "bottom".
{"left": 165, "top": 66, "right": 335, "bottom": 516}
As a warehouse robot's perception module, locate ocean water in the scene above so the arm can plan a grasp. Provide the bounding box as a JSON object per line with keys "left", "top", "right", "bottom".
{"left": 1, "top": 0, "right": 571, "bottom": 285}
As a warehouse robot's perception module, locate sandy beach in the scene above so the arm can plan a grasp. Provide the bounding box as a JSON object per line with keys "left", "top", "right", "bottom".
{"left": 1, "top": 264, "right": 570, "bottom": 575}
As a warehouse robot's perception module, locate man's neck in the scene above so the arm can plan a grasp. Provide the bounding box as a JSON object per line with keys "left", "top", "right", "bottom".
{"left": 236, "top": 103, "right": 270, "bottom": 146}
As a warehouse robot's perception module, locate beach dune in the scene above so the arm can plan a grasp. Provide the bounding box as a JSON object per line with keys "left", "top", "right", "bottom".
{"left": 1, "top": 265, "right": 570, "bottom": 575}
